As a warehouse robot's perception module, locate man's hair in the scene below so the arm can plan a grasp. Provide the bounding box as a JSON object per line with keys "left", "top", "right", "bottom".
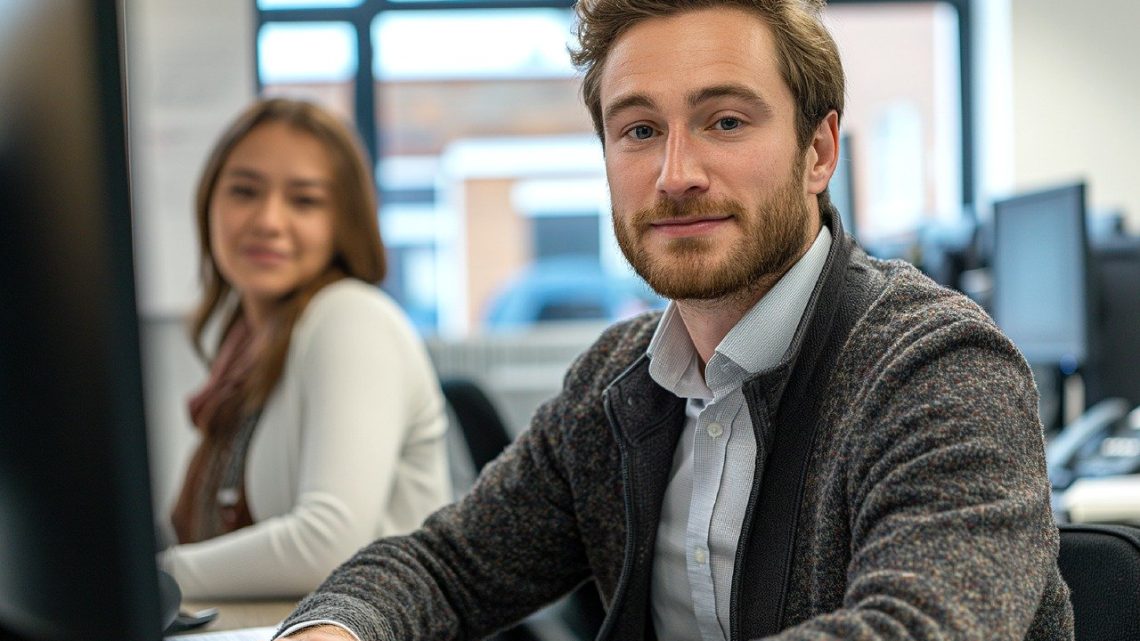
{"left": 571, "top": 0, "right": 846, "bottom": 150}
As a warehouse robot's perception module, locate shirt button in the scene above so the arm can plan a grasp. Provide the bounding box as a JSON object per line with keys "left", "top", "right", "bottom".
{"left": 694, "top": 547, "right": 708, "bottom": 565}
{"left": 706, "top": 422, "right": 724, "bottom": 438}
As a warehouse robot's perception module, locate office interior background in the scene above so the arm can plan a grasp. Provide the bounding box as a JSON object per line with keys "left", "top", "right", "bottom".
{"left": 126, "top": 0, "right": 1140, "bottom": 517}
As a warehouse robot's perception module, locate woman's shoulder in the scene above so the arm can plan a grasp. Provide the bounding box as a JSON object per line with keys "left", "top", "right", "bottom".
{"left": 295, "top": 278, "right": 418, "bottom": 343}
{"left": 307, "top": 278, "right": 405, "bottom": 319}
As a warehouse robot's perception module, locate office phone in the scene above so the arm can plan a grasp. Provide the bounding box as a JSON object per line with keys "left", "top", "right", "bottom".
{"left": 1047, "top": 397, "right": 1140, "bottom": 490}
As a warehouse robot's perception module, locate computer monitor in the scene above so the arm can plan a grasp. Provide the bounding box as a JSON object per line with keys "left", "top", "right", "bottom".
{"left": 1085, "top": 237, "right": 1140, "bottom": 407}
{"left": 0, "top": 2, "right": 165, "bottom": 640}
{"left": 990, "top": 183, "right": 1092, "bottom": 370}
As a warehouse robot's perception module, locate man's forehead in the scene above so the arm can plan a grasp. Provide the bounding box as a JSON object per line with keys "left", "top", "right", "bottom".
{"left": 597, "top": 8, "right": 788, "bottom": 111}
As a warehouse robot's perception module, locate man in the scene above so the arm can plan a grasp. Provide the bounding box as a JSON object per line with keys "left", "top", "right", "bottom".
{"left": 279, "top": 0, "right": 1074, "bottom": 639}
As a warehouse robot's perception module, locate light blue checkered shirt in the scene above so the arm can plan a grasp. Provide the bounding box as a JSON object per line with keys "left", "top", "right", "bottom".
{"left": 646, "top": 226, "right": 832, "bottom": 641}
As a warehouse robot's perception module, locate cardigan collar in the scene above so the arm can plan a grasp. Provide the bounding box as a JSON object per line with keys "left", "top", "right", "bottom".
{"left": 607, "top": 203, "right": 854, "bottom": 446}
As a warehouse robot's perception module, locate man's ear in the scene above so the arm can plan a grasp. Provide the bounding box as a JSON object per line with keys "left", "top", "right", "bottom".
{"left": 803, "top": 110, "right": 839, "bottom": 196}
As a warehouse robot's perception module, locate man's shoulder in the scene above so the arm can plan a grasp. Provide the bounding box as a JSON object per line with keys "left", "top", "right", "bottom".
{"left": 594, "top": 310, "right": 664, "bottom": 356}
{"left": 845, "top": 253, "right": 1017, "bottom": 370}
{"left": 558, "top": 310, "right": 663, "bottom": 397}
{"left": 860, "top": 254, "right": 993, "bottom": 327}
{"left": 579, "top": 310, "right": 662, "bottom": 364}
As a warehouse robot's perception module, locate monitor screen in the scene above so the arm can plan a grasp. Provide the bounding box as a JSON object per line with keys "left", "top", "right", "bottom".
{"left": 0, "top": 2, "right": 165, "bottom": 640}
{"left": 990, "top": 183, "right": 1091, "bottom": 368}
{"left": 1085, "top": 237, "right": 1140, "bottom": 407}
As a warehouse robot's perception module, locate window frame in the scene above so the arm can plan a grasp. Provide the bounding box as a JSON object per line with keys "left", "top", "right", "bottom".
{"left": 253, "top": 0, "right": 975, "bottom": 212}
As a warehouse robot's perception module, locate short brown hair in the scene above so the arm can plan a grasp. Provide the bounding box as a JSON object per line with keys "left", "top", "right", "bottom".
{"left": 191, "top": 98, "right": 386, "bottom": 412}
{"left": 571, "top": 0, "right": 845, "bottom": 150}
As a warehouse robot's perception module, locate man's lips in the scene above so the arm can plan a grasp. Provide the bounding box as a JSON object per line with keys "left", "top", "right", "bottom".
{"left": 648, "top": 215, "right": 734, "bottom": 238}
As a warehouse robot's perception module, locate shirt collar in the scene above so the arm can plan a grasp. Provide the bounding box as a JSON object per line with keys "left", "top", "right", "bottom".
{"left": 646, "top": 303, "right": 710, "bottom": 399}
{"left": 647, "top": 226, "right": 833, "bottom": 399}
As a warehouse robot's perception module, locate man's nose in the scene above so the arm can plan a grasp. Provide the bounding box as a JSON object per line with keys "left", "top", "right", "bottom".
{"left": 655, "top": 130, "right": 710, "bottom": 199}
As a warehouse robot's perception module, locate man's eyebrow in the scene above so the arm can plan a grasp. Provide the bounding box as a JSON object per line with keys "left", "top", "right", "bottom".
{"left": 602, "top": 93, "right": 658, "bottom": 128}
{"left": 687, "top": 84, "right": 773, "bottom": 115}
{"left": 602, "top": 85, "right": 773, "bottom": 127}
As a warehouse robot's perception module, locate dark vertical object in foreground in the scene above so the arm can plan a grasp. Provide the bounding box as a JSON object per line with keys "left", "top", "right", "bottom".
{"left": 0, "top": 1, "right": 164, "bottom": 640}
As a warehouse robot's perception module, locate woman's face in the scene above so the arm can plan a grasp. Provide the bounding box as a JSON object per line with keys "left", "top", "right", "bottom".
{"left": 209, "top": 122, "right": 338, "bottom": 321}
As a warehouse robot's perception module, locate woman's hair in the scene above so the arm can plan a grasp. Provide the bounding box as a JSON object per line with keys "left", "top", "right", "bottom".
{"left": 571, "top": 0, "right": 845, "bottom": 151}
{"left": 191, "top": 97, "right": 386, "bottom": 414}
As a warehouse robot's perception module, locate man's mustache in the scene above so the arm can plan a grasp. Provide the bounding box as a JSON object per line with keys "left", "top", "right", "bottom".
{"left": 628, "top": 196, "right": 747, "bottom": 226}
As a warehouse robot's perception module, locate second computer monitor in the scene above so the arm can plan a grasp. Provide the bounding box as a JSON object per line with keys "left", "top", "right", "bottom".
{"left": 991, "top": 182, "right": 1092, "bottom": 369}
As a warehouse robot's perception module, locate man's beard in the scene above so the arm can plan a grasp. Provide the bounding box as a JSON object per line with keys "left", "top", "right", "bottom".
{"left": 612, "top": 167, "right": 814, "bottom": 301}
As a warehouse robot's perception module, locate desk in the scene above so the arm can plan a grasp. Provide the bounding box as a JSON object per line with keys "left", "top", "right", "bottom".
{"left": 177, "top": 600, "right": 297, "bottom": 633}
{"left": 173, "top": 599, "right": 585, "bottom": 641}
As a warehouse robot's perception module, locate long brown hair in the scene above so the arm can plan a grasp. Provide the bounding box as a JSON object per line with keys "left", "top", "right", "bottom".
{"left": 191, "top": 98, "right": 386, "bottom": 418}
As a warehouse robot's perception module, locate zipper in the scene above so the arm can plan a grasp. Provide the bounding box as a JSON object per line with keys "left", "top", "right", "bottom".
{"left": 596, "top": 389, "right": 638, "bottom": 641}
{"left": 728, "top": 393, "right": 768, "bottom": 641}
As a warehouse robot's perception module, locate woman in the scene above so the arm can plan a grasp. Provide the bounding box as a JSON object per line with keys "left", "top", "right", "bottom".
{"left": 161, "top": 98, "right": 451, "bottom": 600}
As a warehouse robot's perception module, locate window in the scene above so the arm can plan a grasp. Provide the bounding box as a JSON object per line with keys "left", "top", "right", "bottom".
{"left": 827, "top": 2, "right": 966, "bottom": 245}
{"left": 258, "top": 21, "right": 358, "bottom": 120}
{"left": 256, "top": 0, "right": 973, "bottom": 336}
{"left": 259, "top": 0, "right": 364, "bottom": 8}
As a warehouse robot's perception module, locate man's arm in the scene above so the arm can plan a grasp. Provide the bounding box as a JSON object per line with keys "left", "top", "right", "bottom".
{"left": 775, "top": 316, "right": 1068, "bottom": 639}
{"left": 272, "top": 314, "right": 645, "bottom": 641}
{"left": 276, "top": 422, "right": 593, "bottom": 640}
{"left": 272, "top": 315, "right": 655, "bottom": 641}
{"left": 281, "top": 624, "right": 358, "bottom": 641}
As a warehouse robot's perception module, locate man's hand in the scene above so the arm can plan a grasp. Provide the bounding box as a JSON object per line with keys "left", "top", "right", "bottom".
{"left": 280, "top": 624, "right": 359, "bottom": 641}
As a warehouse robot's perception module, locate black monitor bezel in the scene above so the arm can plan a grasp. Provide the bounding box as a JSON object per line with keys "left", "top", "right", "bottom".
{"left": 0, "top": 2, "right": 164, "bottom": 639}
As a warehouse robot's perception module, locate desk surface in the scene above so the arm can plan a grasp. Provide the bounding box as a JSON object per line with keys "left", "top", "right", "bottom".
{"left": 177, "top": 599, "right": 297, "bottom": 634}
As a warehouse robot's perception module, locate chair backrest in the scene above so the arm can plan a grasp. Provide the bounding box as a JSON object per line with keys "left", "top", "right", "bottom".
{"left": 438, "top": 376, "right": 606, "bottom": 641}
{"left": 439, "top": 377, "right": 515, "bottom": 473}
{"left": 1058, "top": 523, "right": 1140, "bottom": 641}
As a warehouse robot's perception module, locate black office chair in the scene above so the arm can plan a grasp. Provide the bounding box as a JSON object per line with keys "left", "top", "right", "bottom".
{"left": 439, "top": 376, "right": 605, "bottom": 641}
{"left": 440, "top": 377, "right": 516, "bottom": 473}
{"left": 1057, "top": 523, "right": 1140, "bottom": 641}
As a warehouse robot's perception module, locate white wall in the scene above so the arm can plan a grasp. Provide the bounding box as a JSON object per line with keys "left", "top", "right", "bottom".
{"left": 1011, "top": 0, "right": 1140, "bottom": 229}
{"left": 126, "top": 0, "right": 256, "bottom": 317}
{"left": 124, "top": 0, "right": 256, "bottom": 514}
{"left": 972, "top": 0, "right": 1015, "bottom": 212}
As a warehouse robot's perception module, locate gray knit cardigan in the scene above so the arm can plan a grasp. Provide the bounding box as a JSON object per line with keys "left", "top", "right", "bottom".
{"left": 281, "top": 218, "right": 1073, "bottom": 641}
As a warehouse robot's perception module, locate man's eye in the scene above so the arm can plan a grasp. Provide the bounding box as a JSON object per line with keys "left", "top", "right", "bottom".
{"left": 716, "top": 117, "right": 742, "bottom": 131}
{"left": 629, "top": 125, "right": 655, "bottom": 140}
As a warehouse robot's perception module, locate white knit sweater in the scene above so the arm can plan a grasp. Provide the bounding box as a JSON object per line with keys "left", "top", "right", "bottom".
{"left": 162, "top": 279, "right": 451, "bottom": 599}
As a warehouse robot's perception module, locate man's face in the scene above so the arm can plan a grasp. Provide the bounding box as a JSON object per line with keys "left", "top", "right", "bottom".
{"left": 600, "top": 7, "right": 823, "bottom": 301}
